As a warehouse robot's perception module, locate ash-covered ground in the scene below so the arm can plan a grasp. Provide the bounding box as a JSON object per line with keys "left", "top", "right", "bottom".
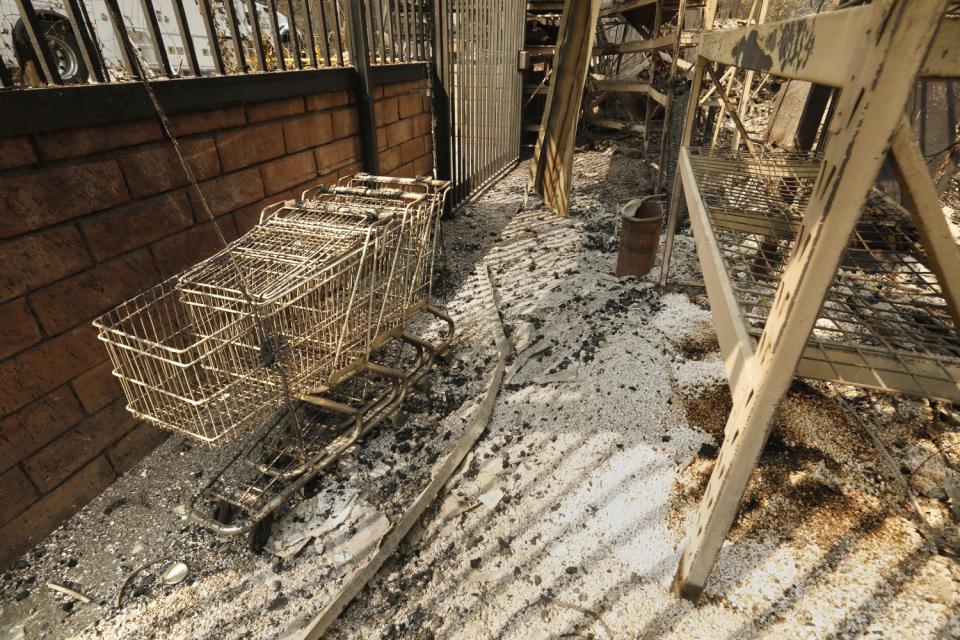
{"left": 323, "top": 151, "right": 960, "bottom": 639}
{"left": 2, "top": 150, "right": 959, "bottom": 639}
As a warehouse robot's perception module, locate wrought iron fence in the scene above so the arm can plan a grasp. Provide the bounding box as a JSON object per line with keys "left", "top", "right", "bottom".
{"left": 0, "top": 0, "right": 428, "bottom": 89}
{"left": 361, "top": 0, "right": 430, "bottom": 64}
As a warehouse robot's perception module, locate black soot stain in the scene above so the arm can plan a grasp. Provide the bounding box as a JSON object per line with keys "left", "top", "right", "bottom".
{"left": 732, "top": 31, "right": 773, "bottom": 70}
{"left": 774, "top": 19, "right": 815, "bottom": 71}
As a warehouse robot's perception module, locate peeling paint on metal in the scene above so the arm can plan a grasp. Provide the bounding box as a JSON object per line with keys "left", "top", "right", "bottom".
{"left": 731, "top": 31, "right": 773, "bottom": 70}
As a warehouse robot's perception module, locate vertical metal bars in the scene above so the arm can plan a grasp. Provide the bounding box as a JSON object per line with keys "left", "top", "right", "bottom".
{"left": 344, "top": 0, "right": 380, "bottom": 173}
{"left": 198, "top": 0, "right": 226, "bottom": 75}
{"left": 139, "top": 0, "right": 173, "bottom": 77}
{"left": 266, "top": 0, "right": 286, "bottom": 70}
{"left": 0, "top": 0, "right": 373, "bottom": 89}
{"left": 171, "top": 0, "right": 201, "bottom": 76}
{"left": 103, "top": 0, "right": 142, "bottom": 79}
{"left": 286, "top": 0, "right": 302, "bottom": 69}
{"left": 302, "top": 0, "right": 318, "bottom": 68}
{"left": 223, "top": 0, "right": 248, "bottom": 72}
{"left": 246, "top": 0, "right": 268, "bottom": 71}
{"left": 63, "top": 0, "right": 107, "bottom": 82}
{"left": 434, "top": 0, "right": 523, "bottom": 205}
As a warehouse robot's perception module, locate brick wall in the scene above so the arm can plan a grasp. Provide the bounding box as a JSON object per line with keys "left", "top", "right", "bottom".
{"left": 373, "top": 78, "right": 434, "bottom": 177}
{"left": 0, "top": 76, "right": 433, "bottom": 568}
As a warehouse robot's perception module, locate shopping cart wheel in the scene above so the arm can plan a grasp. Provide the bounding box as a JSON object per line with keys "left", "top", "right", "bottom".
{"left": 213, "top": 499, "right": 235, "bottom": 525}
{"left": 248, "top": 513, "right": 274, "bottom": 554}
{"left": 413, "top": 379, "right": 431, "bottom": 394}
{"left": 392, "top": 411, "right": 409, "bottom": 427}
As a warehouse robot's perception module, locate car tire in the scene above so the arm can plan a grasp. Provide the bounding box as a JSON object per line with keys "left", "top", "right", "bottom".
{"left": 13, "top": 14, "right": 89, "bottom": 84}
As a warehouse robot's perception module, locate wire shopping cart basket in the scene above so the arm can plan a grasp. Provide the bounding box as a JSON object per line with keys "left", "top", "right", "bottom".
{"left": 92, "top": 277, "right": 281, "bottom": 446}
{"left": 95, "top": 173, "right": 453, "bottom": 547}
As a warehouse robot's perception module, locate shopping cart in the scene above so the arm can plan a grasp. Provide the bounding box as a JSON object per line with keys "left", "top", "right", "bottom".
{"left": 95, "top": 174, "right": 453, "bottom": 548}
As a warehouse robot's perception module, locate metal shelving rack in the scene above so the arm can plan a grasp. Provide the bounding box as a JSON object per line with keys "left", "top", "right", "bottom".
{"left": 659, "top": 0, "right": 960, "bottom": 599}
{"left": 587, "top": 0, "right": 709, "bottom": 189}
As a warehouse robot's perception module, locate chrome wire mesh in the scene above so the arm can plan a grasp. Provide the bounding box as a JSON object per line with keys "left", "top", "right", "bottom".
{"left": 96, "top": 174, "right": 450, "bottom": 446}
{"left": 687, "top": 147, "right": 960, "bottom": 401}
{"left": 92, "top": 278, "right": 280, "bottom": 445}
{"left": 178, "top": 204, "right": 400, "bottom": 399}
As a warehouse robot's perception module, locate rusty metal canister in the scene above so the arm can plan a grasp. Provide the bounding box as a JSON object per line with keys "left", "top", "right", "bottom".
{"left": 615, "top": 198, "right": 662, "bottom": 277}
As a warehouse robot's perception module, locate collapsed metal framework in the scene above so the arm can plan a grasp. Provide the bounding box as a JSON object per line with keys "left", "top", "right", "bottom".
{"left": 660, "top": 0, "right": 960, "bottom": 598}
{"left": 587, "top": 0, "right": 714, "bottom": 191}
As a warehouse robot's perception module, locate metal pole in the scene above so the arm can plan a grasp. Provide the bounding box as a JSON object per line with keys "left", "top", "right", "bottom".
{"left": 172, "top": 0, "right": 201, "bottom": 76}
{"left": 139, "top": 0, "right": 173, "bottom": 76}
{"left": 345, "top": 0, "right": 380, "bottom": 173}
{"left": 63, "top": 0, "right": 107, "bottom": 81}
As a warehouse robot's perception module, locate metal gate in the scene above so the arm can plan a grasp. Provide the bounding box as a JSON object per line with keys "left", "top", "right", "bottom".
{"left": 432, "top": 0, "right": 525, "bottom": 206}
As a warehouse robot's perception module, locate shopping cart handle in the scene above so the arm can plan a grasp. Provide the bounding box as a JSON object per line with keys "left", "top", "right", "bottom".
{"left": 258, "top": 201, "right": 288, "bottom": 225}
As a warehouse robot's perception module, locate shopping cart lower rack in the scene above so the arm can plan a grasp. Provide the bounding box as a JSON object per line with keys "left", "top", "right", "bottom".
{"left": 94, "top": 174, "right": 453, "bottom": 549}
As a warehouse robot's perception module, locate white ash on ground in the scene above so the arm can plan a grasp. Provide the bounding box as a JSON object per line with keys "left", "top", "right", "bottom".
{"left": 325, "top": 152, "right": 960, "bottom": 640}
{"left": 0, "top": 250, "right": 503, "bottom": 637}
{"left": 2, "top": 150, "right": 959, "bottom": 639}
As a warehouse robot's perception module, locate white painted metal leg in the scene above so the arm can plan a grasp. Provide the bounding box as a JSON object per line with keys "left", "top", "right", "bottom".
{"left": 658, "top": 56, "right": 705, "bottom": 286}
{"left": 890, "top": 115, "right": 960, "bottom": 327}
{"left": 672, "top": 0, "right": 948, "bottom": 599}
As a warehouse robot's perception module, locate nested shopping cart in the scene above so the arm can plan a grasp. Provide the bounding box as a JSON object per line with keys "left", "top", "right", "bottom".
{"left": 94, "top": 175, "right": 453, "bottom": 548}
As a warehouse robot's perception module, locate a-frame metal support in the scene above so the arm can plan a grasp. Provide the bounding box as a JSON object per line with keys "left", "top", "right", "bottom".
{"left": 671, "top": 0, "right": 950, "bottom": 599}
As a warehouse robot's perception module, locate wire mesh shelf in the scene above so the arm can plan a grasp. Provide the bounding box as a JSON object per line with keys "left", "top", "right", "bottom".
{"left": 686, "top": 147, "right": 960, "bottom": 402}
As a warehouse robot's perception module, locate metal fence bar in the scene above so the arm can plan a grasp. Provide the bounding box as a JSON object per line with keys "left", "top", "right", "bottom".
{"left": 345, "top": 0, "right": 379, "bottom": 172}
{"left": 266, "top": 0, "right": 286, "bottom": 70}
{"left": 63, "top": 0, "right": 107, "bottom": 82}
{"left": 103, "top": 0, "right": 142, "bottom": 79}
{"left": 373, "top": 0, "right": 386, "bottom": 62}
{"left": 247, "top": 0, "right": 268, "bottom": 71}
{"left": 286, "top": 0, "right": 303, "bottom": 69}
{"left": 222, "top": 0, "right": 248, "bottom": 72}
{"left": 316, "top": 0, "right": 332, "bottom": 66}
{"left": 139, "top": 0, "right": 173, "bottom": 76}
{"left": 0, "top": 0, "right": 404, "bottom": 89}
{"left": 431, "top": 0, "right": 450, "bottom": 183}
{"left": 0, "top": 53, "right": 13, "bottom": 87}
{"left": 302, "top": 0, "right": 318, "bottom": 67}
{"left": 406, "top": 0, "right": 414, "bottom": 61}
{"left": 363, "top": 0, "right": 376, "bottom": 62}
{"left": 172, "top": 0, "right": 201, "bottom": 76}
{"left": 391, "top": 0, "right": 402, "bottom": 61}
{"left": 413, "top": 0, "right": 421, "bottom": 59}
{"left": 432, "top": 0, "right": 521, "bottom": 205}
{"left": 14, "top": 0, "right": 62, "bottom": 84}
{"left": 332, "top": 0, "right": 345, "bottom": 65}
{"left": 197, "top": 0, "right": 225, "bottom": 75}
{"left": 385, "top": 0, "right": 398, "bottom": 62}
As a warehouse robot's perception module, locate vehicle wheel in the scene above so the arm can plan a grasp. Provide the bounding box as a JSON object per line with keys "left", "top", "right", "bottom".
{"left": 248, "top": 513, "right": 274, "bottom": 553}
{"left": 13, "top": 15, "right": 89, "bottom": 84}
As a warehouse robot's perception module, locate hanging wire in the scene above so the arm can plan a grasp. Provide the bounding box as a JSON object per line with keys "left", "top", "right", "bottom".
{"left": 124, "top": 40, "right": 306, "bottom": 438}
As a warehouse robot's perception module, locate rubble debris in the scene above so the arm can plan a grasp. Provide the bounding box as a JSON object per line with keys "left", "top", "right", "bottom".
{"left": 46, "top": 582, "right": 92, "bottom": 605}
{"left": 159, "top": 562, "right": 189, "bottom": 586}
